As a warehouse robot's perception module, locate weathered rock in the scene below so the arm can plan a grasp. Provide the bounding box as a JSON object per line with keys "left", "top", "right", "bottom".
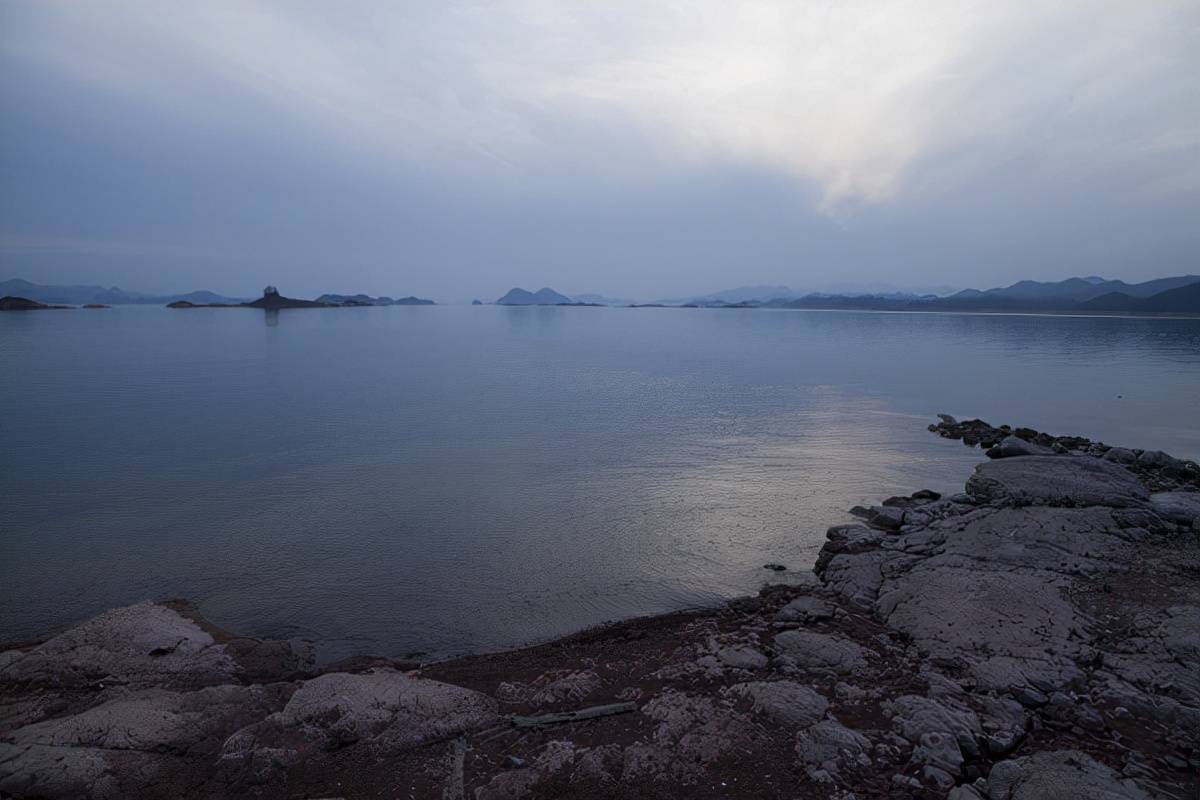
{"left": 867, "top": 505, "right": 905, "bottom": 530}
{"left": 987, "top": 435, "right": 1056, "bottom": 459}
{"left": 966, "top": 456, "right": 1149, "bottom": 507}
{"left": 886, "top": 694, "right": 981, "bottom": 764}
{"left": 0, "top": 602, "right": 237, "bottom": 689}
{"left": 1103, "top": 447, "right": 1138, "bottom": 465}
{"left": 794, "top": 719, "right": 872, "bottom": 781}
{"left": 987, "top": 750, "right": 1149, "bottom": 799}
{"left": 1149, "top": 491, "right": 1200, "bottom": 526}
{"left": 732, "top": 681, "right": 829, "bottom": 728}
{"left": 622, "top": 692, "right": 756, "bottom": 783}
{"left": 716, "top": 645, "right": 768, "bottom": 671}
{"left": 6, "top": 685, "right": 281, "bottom": 752}
{"left": 0, "top": 742, "right": 129, "bottom": 800}
{"left": 775, "top": 596, "right": 836, "bottom": 623}
{"left": 911, "top": 730, "right": 963, "bottom": 775}
{"left": 218, "top": 670, "right": 498, "bottom": 783}
{"left": 773, "top": 631, "right": 871, "bottom": 676}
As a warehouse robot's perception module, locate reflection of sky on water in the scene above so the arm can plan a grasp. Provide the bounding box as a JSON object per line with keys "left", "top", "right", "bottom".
{"left": 1, "top": 306, "right": 1197, "bottom": 660}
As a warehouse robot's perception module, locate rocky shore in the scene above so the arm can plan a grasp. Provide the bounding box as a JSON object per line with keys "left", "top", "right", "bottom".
{"left": 2, "top": 419, "right": 1197, "bottom": 799}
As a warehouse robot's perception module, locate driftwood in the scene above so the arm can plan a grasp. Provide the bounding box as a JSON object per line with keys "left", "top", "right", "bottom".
{"left": 508, "top": 701, "right": 637, "bottom": 728}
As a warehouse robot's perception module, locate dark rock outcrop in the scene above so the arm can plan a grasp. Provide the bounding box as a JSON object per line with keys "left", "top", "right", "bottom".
{"left": 0, "top": 296, "right": 68, "bottom": 310}
{"left": 931, "top": 415, "right": 1200, "bottom": 492}
{"left": 242, "top": 287, "right": 329, "bottom": 309}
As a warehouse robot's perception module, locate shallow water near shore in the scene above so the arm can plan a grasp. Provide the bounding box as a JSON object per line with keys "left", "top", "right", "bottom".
{"left": 2, "top": 305, "right": 1199, "bottom": 661}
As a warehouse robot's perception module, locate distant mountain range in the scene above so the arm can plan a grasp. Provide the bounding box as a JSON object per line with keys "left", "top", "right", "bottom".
{"left": 763, "top": 275, "right": 1200, "bottom": 314}
{"left": 316, "top": 293, "right": 435, "bottom": 306}
{"left": 571, "top": 292, "right": 634, "bottom": 307}
{"left": 0, "top": 278, "right": 247, "bottom": 306}
{"left": 7, "top": 275, "right": 1199, "bottom": 314}
{"left": 660, "top": 282, "right": 963, "bottom": 306}
{"left": 1074, "top": 282, "right": 1200, "bottom": 314}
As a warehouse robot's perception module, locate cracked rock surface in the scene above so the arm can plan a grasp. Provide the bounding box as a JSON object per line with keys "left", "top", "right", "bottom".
{"left": 2, "top": 418, "right": 1197, "bottom": 799}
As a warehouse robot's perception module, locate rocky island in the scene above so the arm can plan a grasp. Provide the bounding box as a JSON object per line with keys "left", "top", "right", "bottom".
{"left": 0, "top": 296, "right": 70, "bottom": 310}
{"left": 1, "top": 418, "right": 1196, "bottom": 799}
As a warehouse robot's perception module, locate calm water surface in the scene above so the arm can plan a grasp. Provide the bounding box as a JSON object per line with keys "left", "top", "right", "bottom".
{"left": 2, "top": 306, "right": 1198, "bottom": 660}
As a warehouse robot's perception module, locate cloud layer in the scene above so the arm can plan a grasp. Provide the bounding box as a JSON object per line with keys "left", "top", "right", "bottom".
{"left": 2, "top": 1, "right": 1198, "bottom": 297}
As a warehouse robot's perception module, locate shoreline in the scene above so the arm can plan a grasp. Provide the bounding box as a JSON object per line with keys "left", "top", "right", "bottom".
{"left": 1, "top": 418, "right": 1197, "bottom": 799}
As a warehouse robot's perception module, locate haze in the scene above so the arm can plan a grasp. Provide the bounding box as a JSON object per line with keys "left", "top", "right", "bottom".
{"left": 1, "top": 1, "right": 1198, "bottom": 301}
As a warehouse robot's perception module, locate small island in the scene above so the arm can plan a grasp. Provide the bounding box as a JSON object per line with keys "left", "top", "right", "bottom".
{"left": 0, "top": 296, "right": 69, "bottom": 310}
{"left": 167, "top": 286, "right": 435, "bottom": 310}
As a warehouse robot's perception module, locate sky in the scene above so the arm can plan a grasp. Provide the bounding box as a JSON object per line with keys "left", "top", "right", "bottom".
{"left": 1, "top": 1, "right": 1198, "bottom": 302}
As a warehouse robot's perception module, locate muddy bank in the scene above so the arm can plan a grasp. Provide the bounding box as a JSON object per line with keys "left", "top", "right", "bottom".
{"left": 1, "top": 419, "right": 1197, "bottom": 799}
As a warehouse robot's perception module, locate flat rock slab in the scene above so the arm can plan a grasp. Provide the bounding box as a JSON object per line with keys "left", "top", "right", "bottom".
{"left": 987, "top": 750, "right": 1149, "bottom": 799}
{"left": 1149, "top": 491, "right": 1200, "bottom": 526}
{"left": 966, "top": 456, "right": 1149, "bottom": 507}
{"left": 773, "top": 630, "right": 870, "bottom": 675}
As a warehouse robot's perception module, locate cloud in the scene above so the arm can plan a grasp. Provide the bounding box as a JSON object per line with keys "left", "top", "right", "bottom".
{"left": 6, "top": 1, "right": 1198, "bottom": 213}
{"left": 2, "top": 1, "right": 1199, "bottom": 297}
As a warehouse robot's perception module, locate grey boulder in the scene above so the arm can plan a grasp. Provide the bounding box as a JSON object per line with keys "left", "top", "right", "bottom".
{"left": 732, "top": 681, "right": 829, "bottom": 728}
{"left": 987, "top": 435, "right": 1055, "bottom": 459}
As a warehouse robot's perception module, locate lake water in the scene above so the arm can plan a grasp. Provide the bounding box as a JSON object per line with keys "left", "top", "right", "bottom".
{"left": 2, "top": 306, "right": 1199, "bottom": 660}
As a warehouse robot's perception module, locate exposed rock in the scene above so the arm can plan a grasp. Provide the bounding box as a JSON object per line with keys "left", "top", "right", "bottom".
{"left": 0, "top": 602, "right": 237, "bottom": 689}
{"left": 966, "top": 456, "right": 1150, "bottom": 507}
{"left": 865, "top": 505, "right": 905, "bottom": 530}
{"left": 886, "top": 694, "right": 982, "bottom": 763}
{"left": 731, "top": 680, "right": 829, "bottom": 728}
{"left": 1103, "top": 447, "right": 1138, "bottom": 465}
{"left": 0, "top": 742, "right": 126, "bottom": 799}
{"left": 1149, "top": 491, "right": 1200, "bottom": 526}
{"left": 622, "top": 692, "right": 757, "bottom": 783}
{"left": 986, "top": 435, "right": 1056, "bottom": 459}
{"left": 987, "top": 750, "right": 1149, "bottom": 799}
{"left": 794, "top": 719, "right": 872, "bottom": 781}
{"left": 932, "top": 415, "right": 1199, "bottom": 492}
{"left": 775, "top": 596, "right": 837, "bottom": 623}
{"left": 716, "top": 645, "right": 768, "bottom": 671}
{"left": 218, "top": 670, "right": 498, "bottom": 783}
{"left": 773, "top": 631, "right": 871, "bottom": 675}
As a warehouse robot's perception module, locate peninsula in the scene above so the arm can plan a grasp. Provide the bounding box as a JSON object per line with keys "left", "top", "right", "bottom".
{"left": 1, "top": 417, "right": 1195, "bottom": 799}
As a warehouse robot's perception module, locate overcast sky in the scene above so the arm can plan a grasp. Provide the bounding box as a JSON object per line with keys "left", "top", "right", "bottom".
{"left": 2, "top": 1, "right": 1198, "bottom": 301}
